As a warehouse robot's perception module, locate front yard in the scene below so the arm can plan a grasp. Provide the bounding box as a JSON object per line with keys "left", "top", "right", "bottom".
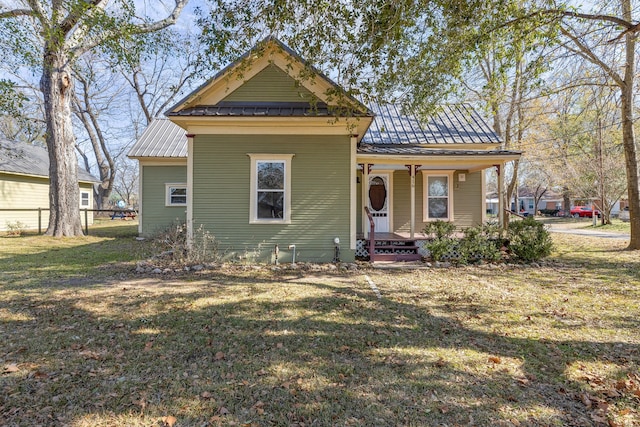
{"left": 0, "top": 223, "right": 639, "bottom": 426}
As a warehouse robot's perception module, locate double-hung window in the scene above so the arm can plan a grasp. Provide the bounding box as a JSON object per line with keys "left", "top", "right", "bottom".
{"left": 423, "top": 172, "right": 454, "bottom": 221}
{"left": 165, "top": 183, "right": 187, "bottom": 206}
{"left": 249, "top": 154, "right": 293, "bottom": 224}
{"left": 80, "top": 191, "right": 90, "bottom": 207}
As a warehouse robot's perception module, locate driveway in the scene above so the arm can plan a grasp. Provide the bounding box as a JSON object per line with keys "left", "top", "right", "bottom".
{"left": 542, "top": 218, "right": 630, "bottom": 240}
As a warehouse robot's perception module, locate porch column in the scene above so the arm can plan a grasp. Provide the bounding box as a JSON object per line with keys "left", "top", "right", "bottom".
{"left": 410, "top": 165, "right": 416, "bottom": 239}
{"left": 362, "top": 163, "right": 369, "bottom": 238}
{"left": 496, "top": 163, "right": 504, "bottom": 229}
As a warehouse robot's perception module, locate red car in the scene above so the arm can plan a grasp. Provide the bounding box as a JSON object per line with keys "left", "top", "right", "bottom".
{"left": 570, "top": 206, "right": 599, "bottom": 218}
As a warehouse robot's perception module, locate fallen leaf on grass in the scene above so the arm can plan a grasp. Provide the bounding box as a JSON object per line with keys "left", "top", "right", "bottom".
{"left": 252, "top": 400, "right": 265, "bottom": 415}
{"left": 214, "top": 351, "right": 225, "bottom": 360}
{"left": 3, "top": 364, "right": 19, "bottom": 373}
{"left": 488, "top": 356, "right": 502, "bottom": 364}
{"left": 201, "top": 391, "right": 214, "bottom": 399}
{"left": 218, "top": 406, "right": 229, "bottom": 415}
{"left": 144, "top": 341, "right": 153, "bottom": 351}
{"left": 161, "top": 415, "right": 177, "bottom": 426}
{"left": 79, "top": 350, "right": 102, "bottom": 360}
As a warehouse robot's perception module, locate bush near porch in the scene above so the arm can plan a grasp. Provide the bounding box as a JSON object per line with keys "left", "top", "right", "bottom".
{"left": 422, "top": 217, "right": 553, "bottom": 264}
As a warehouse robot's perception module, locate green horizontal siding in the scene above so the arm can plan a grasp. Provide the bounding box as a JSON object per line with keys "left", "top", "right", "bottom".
{"left": 223, "top": 65, "right": 314, "bottom": 103}
{"left": 392, "top": 170, "right": 484, "bottom": 233}
{"left": 453, "top": 171, "right": 483, "bottom": 227}
{"left": 193, "top": 134, "right": 353, "bottom": 262}
{"left": 141, "top": 166, "right": 187, "bottom": 236}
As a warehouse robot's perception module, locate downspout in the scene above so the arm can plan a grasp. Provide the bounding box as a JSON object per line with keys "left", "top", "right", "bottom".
{"left": 186, "top": 134, "right": 195, "bottom": 248}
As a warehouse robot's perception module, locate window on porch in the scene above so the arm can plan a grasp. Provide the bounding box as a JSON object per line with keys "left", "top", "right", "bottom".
{"left": 423, "top": 172, "right": 453, "bottom": 221}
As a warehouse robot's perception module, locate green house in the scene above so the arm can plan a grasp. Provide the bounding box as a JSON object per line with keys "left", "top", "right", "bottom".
{"left": 128, "top": 38, "right": 520, "bottom": 263}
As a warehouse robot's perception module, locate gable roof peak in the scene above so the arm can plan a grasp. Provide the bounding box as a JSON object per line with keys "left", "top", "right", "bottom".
{"left": 166, "top": 37, "right": 369, "bottom": 118}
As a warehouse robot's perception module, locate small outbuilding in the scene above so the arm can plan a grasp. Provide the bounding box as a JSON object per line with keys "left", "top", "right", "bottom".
{"left": 0, "top": 139, "right": 98, "bottom": 232}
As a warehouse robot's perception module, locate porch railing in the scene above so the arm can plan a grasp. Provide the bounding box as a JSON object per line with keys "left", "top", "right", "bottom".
{"left": 364, "top": 207, "right": 375, "bottom": 260}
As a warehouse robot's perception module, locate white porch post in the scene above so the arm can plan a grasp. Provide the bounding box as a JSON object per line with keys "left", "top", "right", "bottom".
{"left": 410, "top": 165, "right": 416, "bottom": 239}
{"left": 350, "top": 137, "right": 357, "bottom": 250}
{"left": 362, "top": 163, "right": 369, "bottom": 239}
{"left": 496, "top": 163, "right": 504, "bottom": 229}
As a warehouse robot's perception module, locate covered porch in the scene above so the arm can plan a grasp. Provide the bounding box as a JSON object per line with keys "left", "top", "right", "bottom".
{"left": 355, "top": 155, "right": 517, "bottom": 262}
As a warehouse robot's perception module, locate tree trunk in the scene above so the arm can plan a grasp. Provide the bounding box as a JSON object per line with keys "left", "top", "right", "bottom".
{"left": 619, "top": 0, "right": 640, "bottom": 249}
{"left": 41, "top": 49, "right": 84, "bottom": 237}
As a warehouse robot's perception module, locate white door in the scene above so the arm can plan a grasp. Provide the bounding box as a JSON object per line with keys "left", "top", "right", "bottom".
{"left": 368, "top": 174, "right": 390, "bottom": 233}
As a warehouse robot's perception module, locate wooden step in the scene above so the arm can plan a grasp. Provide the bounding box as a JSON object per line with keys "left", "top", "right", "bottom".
{"left": 371, "top": 253, "right": 422, "bottom": 262}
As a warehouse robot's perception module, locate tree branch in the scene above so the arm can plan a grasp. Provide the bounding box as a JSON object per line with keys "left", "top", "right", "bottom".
{"left": 505, "top": 9, "right": 634, "bottom": 31}
{"left": 559, "top": 26, "right": 624, "bottom": 87}
{"left": 70, "top": 0, "right": 188, "bottom": 57}
{"left": 0, "top": 8, "right": 36, "bottom": 19}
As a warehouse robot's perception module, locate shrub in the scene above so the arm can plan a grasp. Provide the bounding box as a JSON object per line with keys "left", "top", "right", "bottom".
{"left": 152, "top": 221, "right": 218, "bottom": 266}
{"left": 507, "top": 217, "right": 553, "bottom": 262}
{"left": 458, "top": 222, "right": 502, "bottom": 264}
{"left": 422, "top": 221, "right": 457, "bottom": 262}
{"left": 5, "top": 221, "right": 27, "bottom": 236}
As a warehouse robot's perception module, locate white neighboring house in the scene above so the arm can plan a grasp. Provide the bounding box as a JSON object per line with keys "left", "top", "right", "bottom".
{"left": 0, "top": 139, "right": 99, "bottom": 232}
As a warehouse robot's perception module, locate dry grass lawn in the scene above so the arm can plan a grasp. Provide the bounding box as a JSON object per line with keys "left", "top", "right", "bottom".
{"left": 0, "top": 223, "right": 639, "bottom": 426}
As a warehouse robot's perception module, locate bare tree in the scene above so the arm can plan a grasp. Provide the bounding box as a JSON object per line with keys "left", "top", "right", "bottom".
{"left": 0, "top": 0, "right": 188, "bottom": 236}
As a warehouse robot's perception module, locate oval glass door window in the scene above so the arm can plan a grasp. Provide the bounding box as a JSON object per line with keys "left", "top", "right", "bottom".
{"left": 369, "top": 177, "right": 387, "bottom": 211}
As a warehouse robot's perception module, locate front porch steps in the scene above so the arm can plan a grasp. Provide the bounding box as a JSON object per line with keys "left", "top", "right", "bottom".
{"left": 369, "top": 237, "right": 422, "bottom": 262}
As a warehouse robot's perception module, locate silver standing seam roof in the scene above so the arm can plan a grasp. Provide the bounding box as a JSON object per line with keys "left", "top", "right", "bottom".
{"left": 128, "top": 103, "right": 508, "bottom": 159}
{"left": 0, "top": 139, "right": 98, "bottom": 183}
{"left": 362, "top": 103, "right": 500, "bottom": 146}
{"left": 127, "top": 118, "right": 188, "bottom": 158}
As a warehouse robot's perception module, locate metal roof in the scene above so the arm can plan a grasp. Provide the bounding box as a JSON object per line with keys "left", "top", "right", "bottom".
{"left": 168, "top": 101, "right": 367, "bottom": 118}
{"left": 358, "top": 144, "right": 522, "bottom": 157}
{"left": 362, "top": 103, "right": 500, "bottom": 145}
{"left": 130, "top": 103, "right": 512, "bottom": 160}
{"left": 127, "top": 119, "right": 188, "bottom": 158}
{"left": 0, "top": 139, "right": 98, "bottom": 183}
{"left": 357, "top": 145, "right": 519, "bottom": 156}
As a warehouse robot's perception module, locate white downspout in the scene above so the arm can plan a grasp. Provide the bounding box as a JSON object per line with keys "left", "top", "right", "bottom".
{"left": 186, "top": 134, "right": 195, "bottom": 248}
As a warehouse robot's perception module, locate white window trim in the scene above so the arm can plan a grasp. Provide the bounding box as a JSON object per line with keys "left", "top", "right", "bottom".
{"left": 165, "top": 183, "right": 187, "bottom": 207}
{"left": 422, "top": 171, "right": 454, "bottom": 222}
{"left": 248, "top": 154, "right": 294, "bottom": 224}
{"left": 80, "top": 190, "right": 91, "bottom": 207}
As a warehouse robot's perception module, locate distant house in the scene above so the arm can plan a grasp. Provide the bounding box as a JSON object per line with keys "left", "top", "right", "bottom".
{"left": 128, "top": 38, "right": 520, "bottom": 262}
{"left": 0, "top": 139, "right": 98, "bottom": 232}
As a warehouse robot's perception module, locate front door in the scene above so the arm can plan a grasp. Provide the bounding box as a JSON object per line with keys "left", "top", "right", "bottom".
{"left": 368, "top": 174, "right": 390, "bottom": 233}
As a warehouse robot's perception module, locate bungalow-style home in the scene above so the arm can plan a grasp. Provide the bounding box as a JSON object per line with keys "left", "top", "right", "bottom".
{"left": 0, "top": 139, "right": 97, "bottom": 232}
{"left": 128, "top": 38, "right": 520, "bottom": 262}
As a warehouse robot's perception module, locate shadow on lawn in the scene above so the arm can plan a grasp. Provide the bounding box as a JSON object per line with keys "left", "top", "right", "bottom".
{"left": 1, "top": 269, "right": 638, "bottom": 426}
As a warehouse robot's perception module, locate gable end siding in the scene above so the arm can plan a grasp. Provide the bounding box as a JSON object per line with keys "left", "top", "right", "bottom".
{"left": 222, "top": 65, "right": 315, "bottom": 103}
{"left": 192, "top": 134, "right": 353, "bottom": 262}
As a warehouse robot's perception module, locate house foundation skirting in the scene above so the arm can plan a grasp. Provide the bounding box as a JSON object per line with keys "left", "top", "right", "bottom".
{"left": 356, "top": 239, "right": 469, "bottom": 261}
